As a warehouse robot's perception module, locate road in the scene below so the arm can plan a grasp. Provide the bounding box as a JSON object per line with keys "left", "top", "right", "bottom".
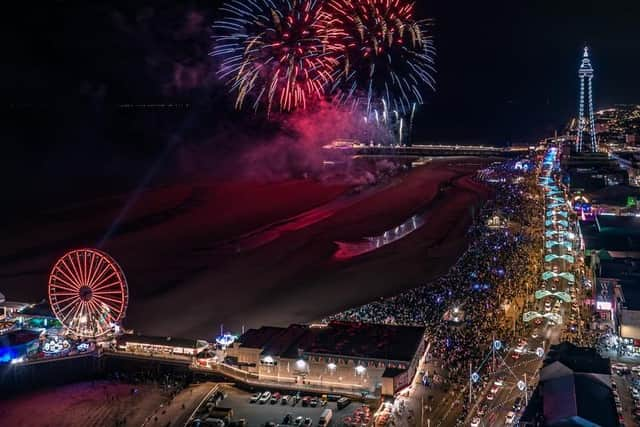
{"left": 462, "top": 146, "right": 585, "bottom": 426}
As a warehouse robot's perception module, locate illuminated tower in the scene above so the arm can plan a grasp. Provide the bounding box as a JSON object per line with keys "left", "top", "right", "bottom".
{"left": 576, "top": 46, "right": 597, "bottom": 152}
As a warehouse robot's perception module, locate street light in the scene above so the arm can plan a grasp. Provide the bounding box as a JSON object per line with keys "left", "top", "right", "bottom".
{"left": 355, "top": 365, "right": 366, "bottom": 375}
{"left": 327, "top": 362, "right": 337, "bottom": 371}
{"left": 296, "top": 359, "right": 307, "bottom": 370}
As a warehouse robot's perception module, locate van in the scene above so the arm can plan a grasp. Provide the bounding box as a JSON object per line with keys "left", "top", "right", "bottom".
{"left": 337, "top": 397, "right": 351, "bottom": 409}
{"left": 318, "top": 408, "right": 333, "bottom": 426}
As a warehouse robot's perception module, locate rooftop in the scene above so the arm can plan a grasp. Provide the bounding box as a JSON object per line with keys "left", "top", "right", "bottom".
{"left": 0, "top": 329, "right": 40, "bottom": 347}
{"left": 620, "top": 280, "right": 640, "bottom": 311}
{"left": 588, "top": 184, "right": 640, "bottom": 207}
{"left": 579, "top": 217, "right": 640, "bottom": 253}
{"left": 18, "top": 301, "right": 56, "bottom": 318}
{"left": 239, "top": 321, "right": 426, "bottom": 362}
{"left": 536, "top": 342, "right": 616, "bottom": 427}
{"left": 599, "top": 258, "right": 640, "bottom": 278}
{"left": 596, "top": 214, "right": 640, "bottom": 233}
{"left": 543, "top": 342, "right": 611, "bottom": 375}
{"left": 541, "top": 368, "right": 616, "bottom": 427}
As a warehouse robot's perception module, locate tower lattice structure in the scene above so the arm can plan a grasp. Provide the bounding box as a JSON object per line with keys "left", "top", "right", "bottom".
{"left": 576, "top": 46, "right": 597, "bottom": 152}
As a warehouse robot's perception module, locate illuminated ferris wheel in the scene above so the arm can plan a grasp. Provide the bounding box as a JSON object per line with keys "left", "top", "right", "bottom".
{"left": 48, "top": 248, "right": 128, "bottom": 338}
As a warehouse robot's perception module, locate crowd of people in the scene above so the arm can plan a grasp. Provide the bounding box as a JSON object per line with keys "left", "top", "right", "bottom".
{"left": 328, "top": 160, "right": 544, "bottom": 404}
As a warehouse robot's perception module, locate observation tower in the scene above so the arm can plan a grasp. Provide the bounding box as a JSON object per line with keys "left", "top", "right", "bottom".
{"left": 576, "top": 46, "right": 597, "bottom": 152}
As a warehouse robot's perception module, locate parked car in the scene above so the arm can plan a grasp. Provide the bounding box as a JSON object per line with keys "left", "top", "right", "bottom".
{"left": 301, "top": 396, "right": 311, "bottom": 407}
{"left": 470, "top": 417, "right": 481, "bottom": 427}
{"left": 505, "top": 411, "right": 516, "bottom": 425}
{"left": 281, "top": 395, "right": 290, "bottom": 405}
{"left": 259, "top": 391, "right": 271, "bottom": 404}
{"left": 513, "top": 397, "right": 522, "bottom": 411}
{"left": 250, "top": 393, "right": 261, "bottom": 403}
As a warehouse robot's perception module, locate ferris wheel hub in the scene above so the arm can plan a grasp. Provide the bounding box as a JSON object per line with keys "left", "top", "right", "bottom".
{"left": 79, "top": 286, "right": 93, "bottom": 302}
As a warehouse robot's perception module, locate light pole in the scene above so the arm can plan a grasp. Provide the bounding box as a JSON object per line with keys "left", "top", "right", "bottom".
{"left": 468, "top": 361, "right": 473, "bottom": 406}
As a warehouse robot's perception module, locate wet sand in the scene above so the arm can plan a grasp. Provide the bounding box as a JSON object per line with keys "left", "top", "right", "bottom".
{"left": 0, "top": 381, "right": 165, "bottom": 427}
{"left": 0, "top": 158, "right": 491, "bottom": 338}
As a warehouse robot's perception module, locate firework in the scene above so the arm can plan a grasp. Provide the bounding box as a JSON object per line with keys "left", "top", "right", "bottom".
{"left": 326, "top": 0, "right": 436, "bottom": 115}
{"left": 212, "top": 0, "right": 341, "bottom": 114}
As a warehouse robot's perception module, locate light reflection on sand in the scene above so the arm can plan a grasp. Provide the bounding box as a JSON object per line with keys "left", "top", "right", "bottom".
{"left": 334, "top": 214, "right": 425, "bottom": 259}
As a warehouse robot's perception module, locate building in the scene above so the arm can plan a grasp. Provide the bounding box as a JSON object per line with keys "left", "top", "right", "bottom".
{"left": 564, "top": 156, "right": 629, "bottom": 194}
{"left": 0, "top": 300, "right": 30, "bottom": 321}
{"left": 225, "top": 321, "right": 427, "bottom": 396}
{"left": 585, "top": 184, "right": 640, "bottom": 215}
{"left": 611, "top": 151, "right": 640, "bottom": 186}
{"left": 594, "top": 105, "right": 640, "bottom": 149}
{"left": 579, "top": 214, "right": 640, "bottom": 262}
{"left": 594, "top": 258, "right": 640, "bottom": 354}
{"left": 520, "top": 342, "right": 617, "bottom": 426}
{"left": 116, "top": 334, "right": 209, "bottom": 357}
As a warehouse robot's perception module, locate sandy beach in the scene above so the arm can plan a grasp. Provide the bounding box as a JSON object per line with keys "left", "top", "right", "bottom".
{"left": 0, "top": 158, "right": 490, "bottom": 338}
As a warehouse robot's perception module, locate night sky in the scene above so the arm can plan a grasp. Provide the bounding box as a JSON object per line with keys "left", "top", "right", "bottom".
{"left": 2, "top": 0, "right": 639, "bottom": 204}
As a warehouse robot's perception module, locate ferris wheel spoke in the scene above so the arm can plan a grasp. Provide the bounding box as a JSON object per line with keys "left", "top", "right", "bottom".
{"left": 92, "top": 294, "right": 125, "bottom": 306}
{"left": 69, "top": 253, "right": 87, "bottom": 287}
{"left": 91, "top": 270, "right": 117, "bottom": 291}
{"left": 58, "top": 298, "right": 83, "bottom": 323}
{"left": 86, "top": 298, "right": 103, "bottom": 316}
{"left": 90, "top": 257, "right": 111, "bottom": 284}
{"left": 52, "top": 268, "right": 81, "bottom": 290}
{"left": 92, "top": 298, "right": 123, "bottom": 316}
{"left": 81, "top": 251, "right": 88, "bottom": 287}
{"left": 92, "top": 299, "right": 122, "bottom": 315}
{"left": 92, "top": 290, "right": 126, "bottom": 296}
{"left": 85, "top": 252, "right": 95, "bottom": 288}
{"left": 50, "top": 275, "right": 81, "bottom": 292}
{"left": 61, "top": 257, "right": 83, "bottom": 288}
{"left": 92, "top": 281, "right": 124, "bottom": 293}
{"left": 54, "top": 296, "right": 80, "bottom": 313}
{"left": 50, "top": 295, "right": 80, "bottom": 305}
{"left": 86, "top": 254, "right": 103, "bottom": 290}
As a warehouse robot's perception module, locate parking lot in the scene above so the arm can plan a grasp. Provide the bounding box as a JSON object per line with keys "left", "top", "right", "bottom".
{"left": 611, "top": 362, "right": 640, "bottom": 426}
{"left": 189, "top": 385, "right": 370, "bottom": 426}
